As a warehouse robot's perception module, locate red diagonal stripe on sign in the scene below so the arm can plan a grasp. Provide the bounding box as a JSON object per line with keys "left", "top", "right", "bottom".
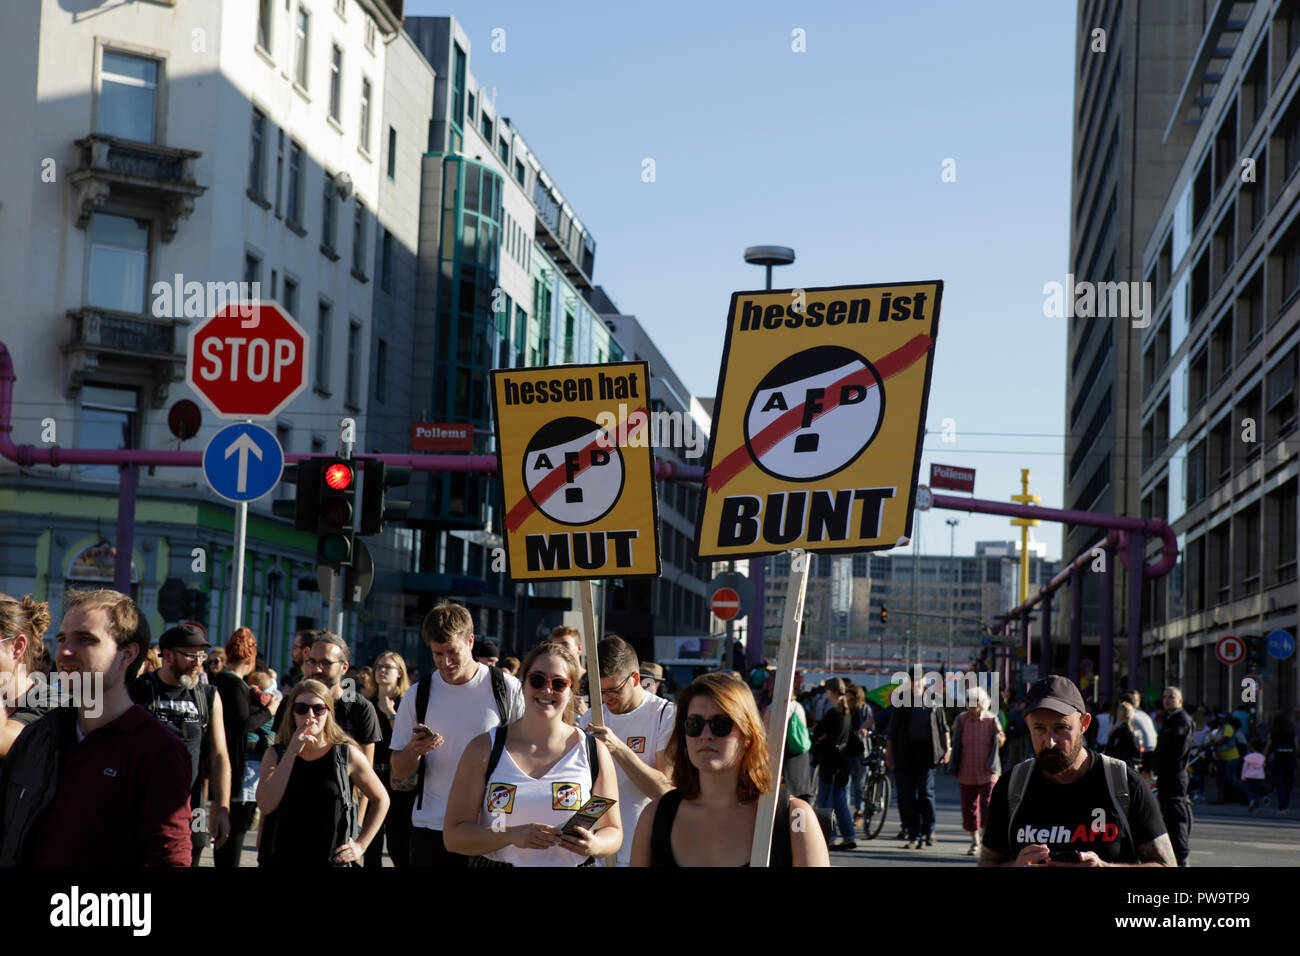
{"left": 704, "top": 334, "right": 933, "bottom": 493}
{"left": 505, "top": 408, "right": 648, "bottom": 533}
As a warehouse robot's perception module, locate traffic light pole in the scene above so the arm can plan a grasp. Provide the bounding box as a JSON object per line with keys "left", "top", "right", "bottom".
{"left": 329, "top": 420, "right": 355, "bottom": 637}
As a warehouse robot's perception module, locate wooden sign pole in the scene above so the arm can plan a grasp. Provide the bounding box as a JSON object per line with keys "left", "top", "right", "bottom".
{"left": 581, "top": 580, "right": 604, "bottom": 728}
{"left": 749, "top": 549, "right": 810, "bottom": 867}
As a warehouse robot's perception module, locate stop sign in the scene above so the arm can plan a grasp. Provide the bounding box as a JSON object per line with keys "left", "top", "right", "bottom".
{"left": 711, "top": 587, "right": 741, "bottom": 621}
{"left": 187, "top": 301, "right": 309, "bottom": 419}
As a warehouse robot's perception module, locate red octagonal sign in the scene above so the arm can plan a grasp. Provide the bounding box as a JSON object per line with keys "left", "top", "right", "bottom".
{"left": 187, "top": 301, "right": 310, "bottom": 420}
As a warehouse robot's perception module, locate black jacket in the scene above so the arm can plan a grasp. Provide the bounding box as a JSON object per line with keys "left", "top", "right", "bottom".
{"left": 1156, "top": 708, "right": 1194, "bottom": 776}
{"left": 0, "top": 707, "right": 77, "bottom": 866}
{"left": 887, "top": 704, "right": 951, "bottom": 766}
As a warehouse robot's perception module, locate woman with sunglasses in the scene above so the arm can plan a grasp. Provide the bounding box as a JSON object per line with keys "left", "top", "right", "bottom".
{"left": 256, "top": 679, "right": 390, "bottom": 867}
{"left": 364, "top": 651, "right": 415, "bottom": 867}
{"left": 630, "top": 673, "right": 829, "bottom": 867}
{"left": 443, "top": 641, "right": 622, "bottom": 866}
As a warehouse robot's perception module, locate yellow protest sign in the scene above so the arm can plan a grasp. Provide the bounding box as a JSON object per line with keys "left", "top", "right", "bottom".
{"left": 694, "top": 281, "right": 943, "bottom": 559}
{"left": 491, "top": 361, "right": 660, "bottom": 580}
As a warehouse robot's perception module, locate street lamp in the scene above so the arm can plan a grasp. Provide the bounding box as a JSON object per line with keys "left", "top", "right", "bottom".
{"left": 946, "top": 518, "right": 959, "bottom": 673}
{"left": 741, "top": 245, "right": 796, "bottom": 671}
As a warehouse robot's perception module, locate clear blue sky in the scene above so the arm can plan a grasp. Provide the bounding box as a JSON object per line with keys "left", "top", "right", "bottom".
{"left": 408, "top": 0, "right": 1077, "bottom": 560}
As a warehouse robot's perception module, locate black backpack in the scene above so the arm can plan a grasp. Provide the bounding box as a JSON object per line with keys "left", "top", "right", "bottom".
{"left": 414, "top": 666, "right": 510, "bottom": 809}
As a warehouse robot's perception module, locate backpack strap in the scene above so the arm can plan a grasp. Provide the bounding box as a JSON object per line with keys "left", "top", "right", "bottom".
{"left": 586, "top": 731, "right": 599, "bottom": 792}
{"left": 1005, "top": 757, "right": 1036, "bottom": 851}
{"left": 414, "top": 673, "right": 433, "bottom": 810}
{"left": 196, "top": 683, "right": 212, "bottom": 735}
{"left": 336, "top": 744, "right": 358, "bottom": 842}
{"left": 1098, "top": 752, "right": 1135, "bottom": 855}
{"left": 485, "top": 724, "right": 509, "bottom": 780}
{"left": 489, "top": 666, "right": 509, "bottom": 723}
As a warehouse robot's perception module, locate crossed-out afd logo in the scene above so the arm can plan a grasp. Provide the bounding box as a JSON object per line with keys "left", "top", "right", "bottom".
{"left": 488, "top": 783, "right": 517, "bottom": 813}
{"left": 552, "top": 782, "right": 582, "bottom": 810}
{"left": 627, "top": 736, "right": 646, "bottom": 754}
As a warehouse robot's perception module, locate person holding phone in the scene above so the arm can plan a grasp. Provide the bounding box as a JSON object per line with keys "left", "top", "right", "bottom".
{"left": 442, "top": 642, "right": 621, "bottom": 866}
{"left": 630, "top": 673, "right": 829, "bottom": 867}
{"left": 256, "top": 680, "right": 389, "bottom": 867}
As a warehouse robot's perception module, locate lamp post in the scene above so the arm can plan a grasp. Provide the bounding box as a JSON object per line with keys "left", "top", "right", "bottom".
{"left": 947, "top": 518, "right": 959, "bottom": 673}
{"left": 740, "top": 245, "right": 796, "bottom": 671}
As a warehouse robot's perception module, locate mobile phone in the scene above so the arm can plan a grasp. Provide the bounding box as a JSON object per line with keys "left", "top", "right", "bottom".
{"left": 1048, "top": 847, "right": 1080, "bottom": 863}
{"left": 412, "top": 724, "right": 433, "bottom": 739}
{"left": 560, "top": 795, "right": 616, "bottom": 836}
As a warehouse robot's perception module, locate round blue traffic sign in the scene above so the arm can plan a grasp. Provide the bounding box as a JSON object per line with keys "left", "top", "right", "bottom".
{"left": 1267, "top": 629, "right": 1295, "bottom": 660}
{"left": 203, "top": 423, "right": 284, "bottom": 503}
{"left": 980, "top": 635, "right": 992, "bottom": 647}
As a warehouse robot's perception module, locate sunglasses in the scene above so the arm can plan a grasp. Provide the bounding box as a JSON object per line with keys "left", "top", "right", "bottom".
{"left": 293, "top": 703, "right": 329, "bottom": 716}
{"left": 683, "top": 714, "right": 736, "bottom": 738}
{"left": 527, "top": 672, "right": 572, "bottom": 694}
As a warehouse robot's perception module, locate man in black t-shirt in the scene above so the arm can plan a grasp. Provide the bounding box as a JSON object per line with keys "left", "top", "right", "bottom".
{"left": 979, "top": 676, "right": 1174, "bottom": 867}
{"left": 131, "top": 623, "right": 232, "bottom": 865}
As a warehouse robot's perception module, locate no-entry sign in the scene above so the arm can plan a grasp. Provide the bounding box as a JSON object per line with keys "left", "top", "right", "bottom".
{"left": 711, "top": 587, "right": 742, "bottom": 620}
{"left": 1216, "top": 635, "right": 1245, "bottom": 666}
{"left": 490, "top": 361, "right": 660, "bottom": 581}
{"left": 694, "top": 280, "right": 943, "bottom": 559}
{"left": 187, "top": 301, "right": 309, "bottom": 419}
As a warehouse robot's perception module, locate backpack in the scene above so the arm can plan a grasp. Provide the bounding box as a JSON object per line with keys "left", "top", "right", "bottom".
{"left": 263, "top": 742, "right": 357, "bottom": 864}
{"left": 1006, "top": 752, "right": 1135, "bottom": 858}
{"left": 414, "top": 666, "right": 510, "bottom": 809}
{"left": 785, "top": 706, "right": 812, "bottom": 757}
{"left": 485, "top": 724, "right": 600, "bottom": 791}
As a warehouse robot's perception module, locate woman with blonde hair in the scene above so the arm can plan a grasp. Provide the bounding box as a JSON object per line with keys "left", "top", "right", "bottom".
{"left": 443, "top": 641, "right": 621, "bottom": 866}
{"left": 1105, "top": 700, "right": 1143, "bottom": 771}
{"left": 256, "top": 679, "right": 389, "bottom": 867}
{"left": 631, "top": 673, "right": 829, "bottom": 867}
{"left": 365, "top": 651, "right": 415, "bottom": 867}
{"left": 0, "top": 593, "right": 53, "bottom": 764}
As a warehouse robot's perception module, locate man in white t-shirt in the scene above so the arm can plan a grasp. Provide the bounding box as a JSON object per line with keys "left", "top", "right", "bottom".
{"left": 390, "top": 603, "right": 524, "bottom": 867}
{"left": 579, "top": 636, "right": 674, "bottom": 867}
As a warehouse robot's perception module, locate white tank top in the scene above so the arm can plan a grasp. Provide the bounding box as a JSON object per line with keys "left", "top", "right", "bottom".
{"left": 479, "top": 726, "right": 597, "bottom": 867}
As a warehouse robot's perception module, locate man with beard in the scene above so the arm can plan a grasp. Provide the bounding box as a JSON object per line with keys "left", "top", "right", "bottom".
{"left": 131, "top": 623, "right": 232, "bottom": 864}
{"left": 979, "top": 675, "right": 1174, "bottom": 867}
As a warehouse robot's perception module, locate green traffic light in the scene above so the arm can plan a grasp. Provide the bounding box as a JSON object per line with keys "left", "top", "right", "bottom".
{"left": 319, "top": 533, "right": 351, "bottom": 564}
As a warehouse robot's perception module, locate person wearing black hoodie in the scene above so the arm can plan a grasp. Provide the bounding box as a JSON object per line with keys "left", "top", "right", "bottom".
{"left": 813, "top": 677, "right": 855, "bottom": 850}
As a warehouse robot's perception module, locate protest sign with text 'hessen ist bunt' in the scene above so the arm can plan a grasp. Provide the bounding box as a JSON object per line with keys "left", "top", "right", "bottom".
{"left": 694, "top": 281, "right": 943, "bottom": 560}
{"left": 491, "top": 361, "right": 661, "bottom": 581}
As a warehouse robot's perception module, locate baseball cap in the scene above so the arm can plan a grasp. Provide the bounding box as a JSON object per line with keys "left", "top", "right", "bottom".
{"left": 159, "top": 623, "right": 211, "bottom": 651}
{"left": 640, "top": 662, "right": 664, "bottom": 680}
{"left": 1024, "top": 675, "right": 1087, "bottom": 717}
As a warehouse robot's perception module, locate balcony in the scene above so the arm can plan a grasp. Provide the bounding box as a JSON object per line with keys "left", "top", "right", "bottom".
{"left": 68, "top": 134, "right": 207, "bottom": 241}
{"left": 61, "top": 307, "right": 186, "bottom": 406}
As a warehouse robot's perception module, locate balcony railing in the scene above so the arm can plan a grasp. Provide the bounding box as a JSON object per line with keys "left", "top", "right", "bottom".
{"left": 61, "top": 307, "right": 186, "bottom": 407}
{"left": 68, "top": 134, "right": 207, "bottom": 241}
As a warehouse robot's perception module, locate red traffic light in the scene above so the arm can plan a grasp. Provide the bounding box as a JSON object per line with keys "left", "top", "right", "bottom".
{"left": 324, "top": 462, "right": 354, "bottom": 490}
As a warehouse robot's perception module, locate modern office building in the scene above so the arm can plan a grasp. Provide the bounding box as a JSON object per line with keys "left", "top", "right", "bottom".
{"left": 0, "top": 0, "right": 409, "bottom": 667}
{"left": 1137, "top": 1, "right": 1300, "bottom": 710}
{"left": 1064, "top": 1, "right": 1208, "bottom": 650}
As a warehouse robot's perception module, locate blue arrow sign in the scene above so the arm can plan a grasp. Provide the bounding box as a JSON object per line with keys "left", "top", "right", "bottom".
{"left": 980, "top": 635, "right": 992, "bottom": 646}
{"left": 1267, "top": 629, "right": 1295, "bottom": 660}
{"left": 203, "top": 423, "right": 284, "bottom": 503}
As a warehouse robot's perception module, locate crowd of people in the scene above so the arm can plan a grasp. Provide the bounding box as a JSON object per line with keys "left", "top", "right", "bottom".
{"left": 0, "top": 590, "right": 830, "bottom": 867}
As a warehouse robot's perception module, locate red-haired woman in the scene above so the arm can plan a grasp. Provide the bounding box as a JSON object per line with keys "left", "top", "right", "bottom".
{"left": 630, "top": 673, "right": 829, "bottom": 867}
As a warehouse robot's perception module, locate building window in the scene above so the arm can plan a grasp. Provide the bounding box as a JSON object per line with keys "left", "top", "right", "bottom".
{"left": 322, "top": 173, "right": 337, "bottom": 249}
{"left": 498, "top": 136, "right": 509, "bottom": 165}
{"left": 346, "top": 320, "right": 361, "bottom": 406}
{"left": 269, "top": 269, "right": 277, "bottom": 299}
{"left": 365, "top": 17, "right": 376, "bottom": 53}
{"left": 79, "top": 385, "right": 138, "bottom": 481}
{"left": 316, "top": 300, "right": 332, "bottom": 390}
{"left": 359, "top": 77, "right": 371, "bottom": 152}
{"left": 380, "top": 228, "right": 392, "bottom": 292}
{"left": 283, "top": 275, "right": 298, "bottom": 318}
{"left": 287, "top": 141, "right": 304, "bottom": 225}
{"left": 257, "top": 0, "right": 273, "bottom": 52}
{"left": 87, "top": 214, "right": 149, "bottom": 313}
{"left": 274, "top": 128, "right": 285, "bottom": 216}
{"left": 480, "top": 112, "right": 493, "bottom": 143}
{"left": 294, "top": 6, "right": 310, "bottom": 88}
{"left": 329, "top": 45, "right": 342, "bottom": 121}
{"left": 98, "top": 51, "right": 158, "bottom": 143}
{"left": 248, "top": 107, "right": 267, "bottom": 196}
{"left": 351, "top": 201, "right": 366, "bottom": 274}
{"left": 466, "top": 90, "right": 476, "bottom": 126}
{"left": 243, "top": 251, "right": 261, "bottom": 286}
{"left": 375, "top": 337, "right": 387, "bottom": 401}
{"left": 515, "top": 158, "right": 525, "bottom": 186}
{"left": 386, "top": 126, "right": 396, "bottom": 179}
{"left": 1267, "top": 347, "right": 1298, "bottom": 438}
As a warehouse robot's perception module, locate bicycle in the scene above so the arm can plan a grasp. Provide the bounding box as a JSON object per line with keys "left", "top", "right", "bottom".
{"left": 860, "top": 730, "right": 891, "bottom": 840}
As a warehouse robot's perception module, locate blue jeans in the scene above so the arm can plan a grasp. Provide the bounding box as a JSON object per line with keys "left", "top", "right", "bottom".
{"left": 893, "top": 753, "right": 936, "bottom": 839}
{"left": 848, "top": 755, "right": 867, "bottom": 812}
{"left": 816, "top": 773, "right": 855, "bottom": 842}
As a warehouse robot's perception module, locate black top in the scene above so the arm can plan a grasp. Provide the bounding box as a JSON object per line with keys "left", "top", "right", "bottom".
{"left": 649, "top": 789, "right": 792, "bottom": 867}
{"left": 365, "top": 693, "right": 401, "bottom": 781}
{"left": 258, "top": 745, "right": 350, "bottom": 867}
{"left": 887, "top": 704, "right": 951, "bottom": 765}
{"left": 212, "top": 671, "right": 271, "bottom": 792}
{"left": 813, "top": 707, "right": 850, "bottom": 773}
{"left": 982, "top": 750, "right": 1167, "bottom": 864}
{"left": 129, "top": 672, "right": 213, "bottom": 788}
{"left": 1105, "top": 725, "right": 1143, "bottom": 769}
{"left": 272, "top": 692, "right": 382, "bottom": 749}
{"left": 1155, "top": 707, "right": 1194, "bottom": 775}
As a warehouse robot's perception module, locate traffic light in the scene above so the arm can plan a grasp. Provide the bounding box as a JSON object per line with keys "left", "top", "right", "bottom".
{"left": 316, "top": 458, "right": 357, "bottom": 569}
{"left": 272, "top": 458, "right": 324, "bottom": 532}
{"left": 879, "top": 604, "right": 888, "bottom": 625}
{"left": 183, "top": 587, "right": 209, "bottom": 621}
{"left": 359, "top": 460, "right": 413, "bottom": 535}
